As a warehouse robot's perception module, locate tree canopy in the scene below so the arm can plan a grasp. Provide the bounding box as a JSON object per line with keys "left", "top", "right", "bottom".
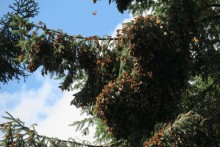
{"left": 0, "top": 0, "right": 220, "bottom": 146}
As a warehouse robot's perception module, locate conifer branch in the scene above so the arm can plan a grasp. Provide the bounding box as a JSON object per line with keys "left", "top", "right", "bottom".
{"left": 200, "top": 15, "right": 220, "bottom": 23}
{"left": 198, "top": 4, "right": 220, "bottom": 12}
{"left": 12, "top": 16, "right": 118, "bottom": 41}
{"left": 0, "top": 112, "right": 107, "bottom": 147}
{"left": 143, "top": 111, "right": 213, "bottom": 146}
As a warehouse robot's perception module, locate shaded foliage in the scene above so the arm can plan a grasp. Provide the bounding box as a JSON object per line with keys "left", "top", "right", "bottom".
{"left": 0, "top": 0, "right": 39, "bottom": 84}
{"left": 95, "top": 16, "right": 191, "bottom": 144}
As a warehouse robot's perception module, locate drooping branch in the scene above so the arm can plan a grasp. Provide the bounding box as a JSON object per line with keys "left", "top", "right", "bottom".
{"left": 200, "top": 15, "right": 220, "bottom": 23}
{"left": 0, "top": 112, "right": 108, "bottom": 147}
{"left": 198, "top": 4, "right": 220, "bottom": 12}
{"left": 11, "top": 15, "right": 118, "bottom": 41}
{"left": 5, "top": 15, "right": 121, "bottom": 93}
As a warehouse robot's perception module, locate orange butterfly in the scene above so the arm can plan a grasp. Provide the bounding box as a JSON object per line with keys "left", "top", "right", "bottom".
{"left": 193, "top": 37, "right": 199, "bottom": 43}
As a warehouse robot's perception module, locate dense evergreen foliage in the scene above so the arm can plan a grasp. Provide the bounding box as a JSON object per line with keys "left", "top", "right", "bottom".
{"left": 1, "top": 0, "right": 220, "bottom": 146}
{"left": 0, "top": 0, "right": 39, "bottom": 84}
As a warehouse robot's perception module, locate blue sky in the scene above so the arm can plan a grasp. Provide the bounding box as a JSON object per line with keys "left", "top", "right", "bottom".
{"left": 0, "top": 0, "right": 131, "bottom": 142}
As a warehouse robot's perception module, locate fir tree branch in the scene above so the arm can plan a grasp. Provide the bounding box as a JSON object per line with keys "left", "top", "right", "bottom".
{"left": 191, "top": 38, "right": 220, "bottom": 57}
{"left": 13, "top": 16, "right": 118, "bottom": 41}
{"left": 143, "top": 111, "right": 215, "bottom": 147}
{"left": 198, "top": 4, "right": 220, "bottom": 12}
{"left": 0, "top": 112, "right": 108, "bottom": 147}
{"left": 200, "top": 15, "right": 220, "bottom": 23}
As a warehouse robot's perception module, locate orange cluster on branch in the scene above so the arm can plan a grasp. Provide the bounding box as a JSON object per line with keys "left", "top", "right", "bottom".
{"left": 143, "top": 130, "right": 165, "bottom": 147}
{"left": 94, "top": 16, "right": 191, "bottom": 142}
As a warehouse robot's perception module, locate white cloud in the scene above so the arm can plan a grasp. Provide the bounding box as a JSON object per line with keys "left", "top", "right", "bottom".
{"left": 111, "top": 13, "right": 133, "bottom": 37}
{"left": 36, "top": 90, "right": 95, "bottom": 142}
{"left": 0, "top": 73, "right": 61, "bottom": 123}
{"left": 0, "top": 71, "right": 95, "bottom": 143}
{"left": 110, "top": 9, "right": 153, "bottom": 37}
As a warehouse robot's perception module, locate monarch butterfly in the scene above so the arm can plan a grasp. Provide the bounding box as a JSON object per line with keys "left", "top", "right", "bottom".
{"left": 156, "top": 19, "right": 161, "bottom": 24}
{"left": 193, "top": 37, "right": 199, "bottom": 43}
